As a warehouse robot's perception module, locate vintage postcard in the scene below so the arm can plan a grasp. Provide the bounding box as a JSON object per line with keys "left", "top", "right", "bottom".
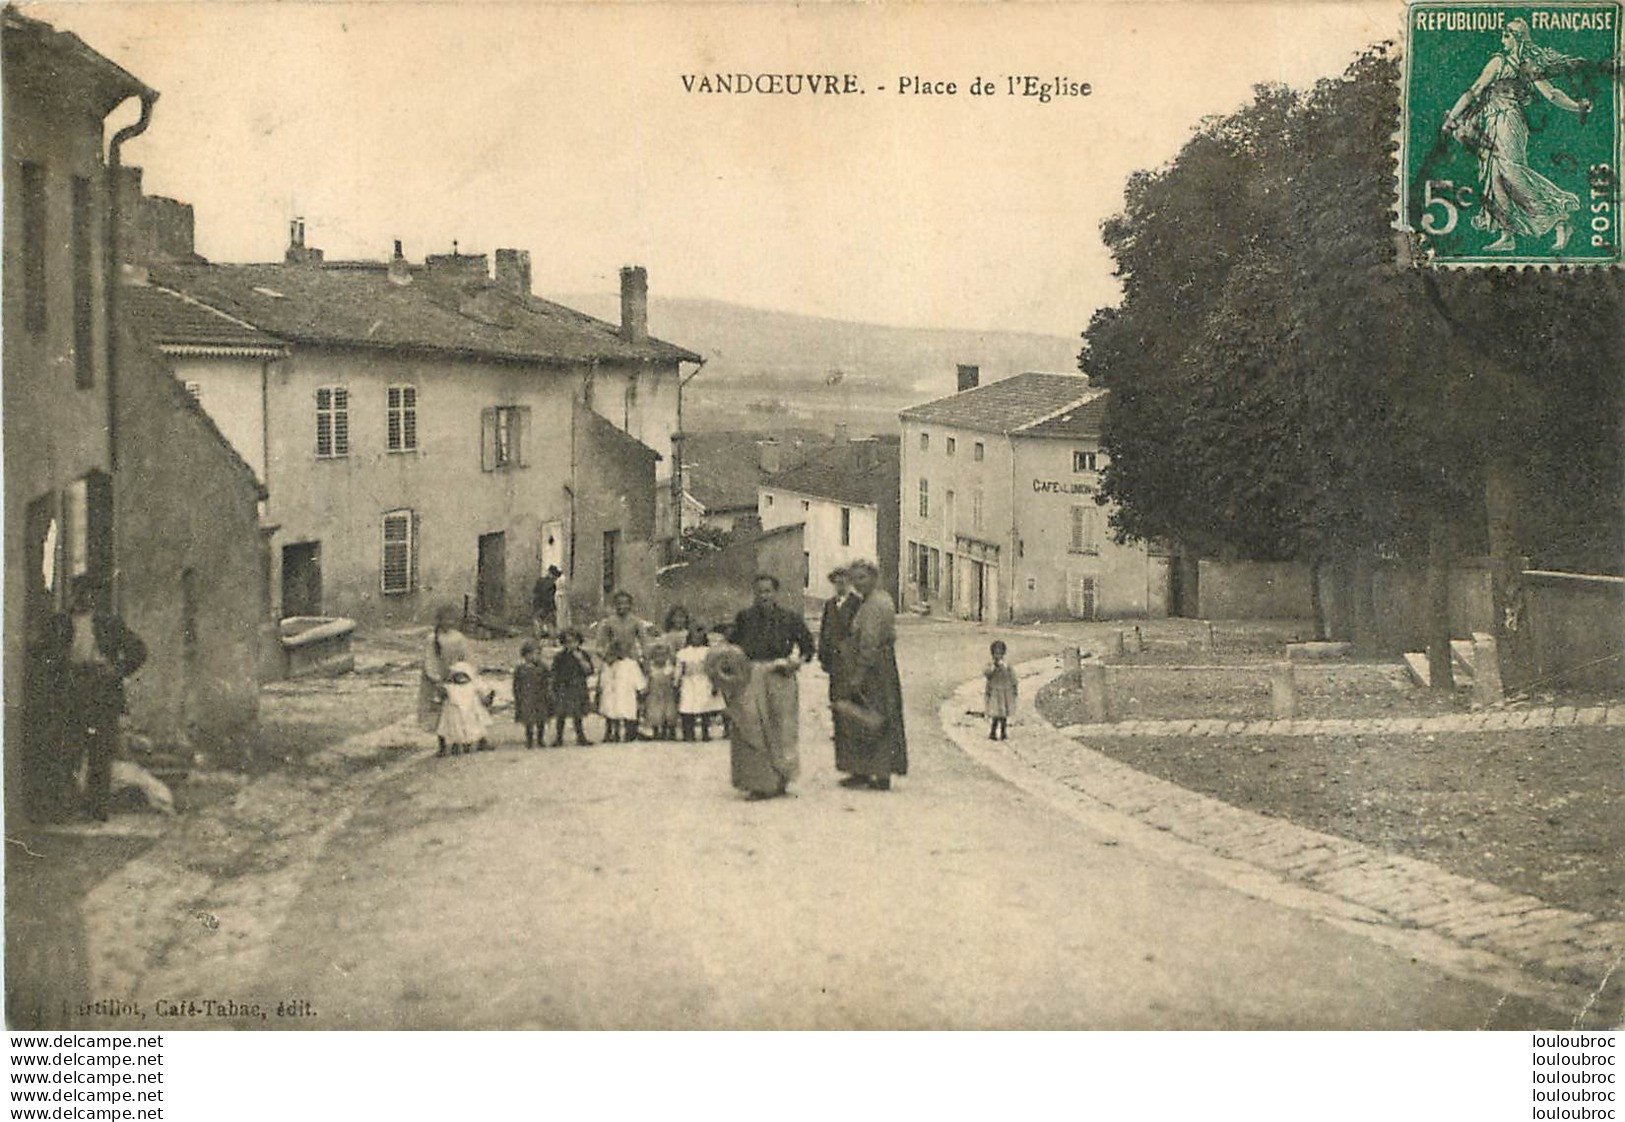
{"left": 4, "top": 1, "right": 1620, "bottom": 1089}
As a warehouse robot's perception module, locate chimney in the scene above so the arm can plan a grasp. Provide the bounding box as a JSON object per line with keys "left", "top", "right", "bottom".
{"left": 494, "top": 248, "right": 532, "bottom": 296}
{"left": 956, "top": 364, "right": 980, "bottom": 393}
{"left": 758, "top": 438, "right": 782, "bottom": 475}
{"left": 387, "top": 239, "right": 412, "bottom": 286}
{"left": 285, "top": 217, "right": 323, "bottom": 266}
{"left": 424, "top": 245, "right": 489, "bottom": 285}
{"left": 620, "top": 265, "right": 648, "bottom": 342}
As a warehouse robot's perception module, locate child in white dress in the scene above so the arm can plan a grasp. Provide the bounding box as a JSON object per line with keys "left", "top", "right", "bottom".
{"left": 677, "top": 626, "right": 725, "bottom": 741}
{"left": 438, "top": 661, "right": 494, "bottom": 755}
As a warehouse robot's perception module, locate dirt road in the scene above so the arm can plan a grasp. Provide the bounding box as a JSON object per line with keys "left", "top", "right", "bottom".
{"left": 208, "top": 620, "right": 1555, "bottom": 1029}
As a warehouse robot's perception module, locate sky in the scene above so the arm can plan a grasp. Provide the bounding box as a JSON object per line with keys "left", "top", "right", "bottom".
{"left": 28, "top": 1, "right": 1403, "bottom": 336}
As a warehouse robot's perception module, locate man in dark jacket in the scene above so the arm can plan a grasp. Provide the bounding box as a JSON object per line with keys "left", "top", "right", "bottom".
{"left": 63, "top": 584, "right": 147, "bottom": 821}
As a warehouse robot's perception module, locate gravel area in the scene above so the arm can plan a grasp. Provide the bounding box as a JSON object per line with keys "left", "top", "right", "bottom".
{"left": 1039, "top": 676, "right": 1623, "bottom": 921}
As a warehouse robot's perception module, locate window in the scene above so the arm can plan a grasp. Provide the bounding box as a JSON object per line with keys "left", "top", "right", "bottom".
{"left": 918, "top": 478, "right": 929, "bottom": 519}
{"left": 764, "top": 493, "right": 775, "bottom": 509}
{"left": 945, "top": 489, "right": 956, "bottom": 535}
{"left": 1073, "top": 450, "right": 1098, "bottom": 473}
{"left": 919, "top": 432, "right": 929, "bottom": 452}
{"left": 72, "top": 177, "right": 94, "bottom": 389}
{"left": 381, "top": 510, "right": 417, "bottom": 594}
{"left": 972, "top": 489, "right": 984, "bottom": 531}
{"left": 946, "top": 437, "right": 956, "bottom": 457}
{"left": 387, "top": 385, "right": 418, "bottom": 452}
{"left": 21, "top": 163, "right": 46, "bottom": 334}
{"left": 801, "top": 499, "right": 810, "bottom": 512}
{"left": 840, "top": 507, "right": 852, "bottom": 547}
{"left": 915, "top": 543, "right": 930, "bottom": 588}
{"left": 316, "top": 387, "right": 350, "bottom": 457}
{"left": 974, "top": 441, "right": 985, "bottom": 462}
{"left": 1067, "top": 574, "right": 1098, "bottom": 620}
{"left": 481, "top": 405, "right": 530, "bottom": 470}
{"left": 1070, "top": 504, "right": 1099, "bottom": 553}
{"left": 802, "top": 551, "right": 811, "bottom": 588}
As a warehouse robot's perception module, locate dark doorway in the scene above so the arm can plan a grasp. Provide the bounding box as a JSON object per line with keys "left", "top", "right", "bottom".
{"left": 281, "top": 541, "right": 322, "bottom": 618}
{"left": 970, "top": 560, "right": 986, "bottom": 623}
{"left": 477, "top": 532, "right": 507, "bottom": 619}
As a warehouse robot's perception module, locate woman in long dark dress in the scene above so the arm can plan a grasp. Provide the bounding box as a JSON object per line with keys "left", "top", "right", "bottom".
{"left": 831, "top": 560, "right": 907, "bottom": 791}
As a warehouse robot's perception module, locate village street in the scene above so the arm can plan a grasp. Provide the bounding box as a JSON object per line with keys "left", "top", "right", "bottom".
{"left": 91, "top": 618, "right": 1569, "bottom": 1031}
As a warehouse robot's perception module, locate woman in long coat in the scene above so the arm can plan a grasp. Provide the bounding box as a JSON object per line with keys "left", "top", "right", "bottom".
{"left": 419, "top": 604, "right": 470, "bottom": 755}
{"left": 832, "top": 560, "right": 907, "bottom": 790}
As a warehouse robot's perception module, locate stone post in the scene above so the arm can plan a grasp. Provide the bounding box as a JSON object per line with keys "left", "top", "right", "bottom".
{"left": 1472, "top": 631, "right": 1504, "bottom": 707}
{"left": 1080, "top": 660, "right": 1109, "bottom": 723}
{"left": 1269, "top": 662, "right": 1297, "bottom": 720}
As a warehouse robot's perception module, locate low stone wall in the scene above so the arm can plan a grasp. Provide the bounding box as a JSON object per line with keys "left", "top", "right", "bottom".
{"left": 1512, "top": 571, "right": 1625, "bottom": 693}
{"left": 1196, "top": 561, "right": 1313, "bottom": 619}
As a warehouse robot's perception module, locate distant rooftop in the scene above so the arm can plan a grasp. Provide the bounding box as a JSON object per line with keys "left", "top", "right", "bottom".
{"left": 899, "top": 372, "right": 1105, "bottom": 437}
{"left": 146, "top": 261, "right": 701, "bottom": 367}
{"left": 762, "top": 436, "right": 900, "bottom": 507}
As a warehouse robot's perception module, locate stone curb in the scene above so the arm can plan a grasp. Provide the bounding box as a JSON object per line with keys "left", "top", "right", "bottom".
{"left": 945, "top": 655, "right": 1622, "bottom": 1028}
{"left": 1050, "top": 704, "right": 1615, "bottom": 739}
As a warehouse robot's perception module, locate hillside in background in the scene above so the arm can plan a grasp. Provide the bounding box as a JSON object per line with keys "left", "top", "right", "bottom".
{"left": 550, "top": 294, "right": 1083, "bottom": 434}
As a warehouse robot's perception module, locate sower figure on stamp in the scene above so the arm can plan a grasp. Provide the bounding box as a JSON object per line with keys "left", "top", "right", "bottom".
{"left": 1442, "top": 19, "right": 1593, "bottom": 252}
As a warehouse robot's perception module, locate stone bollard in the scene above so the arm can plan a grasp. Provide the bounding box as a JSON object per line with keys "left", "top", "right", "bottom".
{"left": 1134, "top": 626, "right": 1145, "bottom": 653}
{"left": 1269, "top": 661, "right": 1297, "bottom": 720}
{"left": 1061, "top": 644, "right": 1082, "bottom": 687}
{"left": 1111, "top": 630, "right": 1126, "bottom": 658}
{"left": 1080, "top": 660, "right": 1109, "bottom": 723}
{"left": 1472, "top": 631, "right": 1504, "bottom": 708}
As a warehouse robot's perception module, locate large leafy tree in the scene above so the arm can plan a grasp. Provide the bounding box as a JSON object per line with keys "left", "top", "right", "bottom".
{"left": 1086, "top": 46, "right": 1623, "bottom": 601}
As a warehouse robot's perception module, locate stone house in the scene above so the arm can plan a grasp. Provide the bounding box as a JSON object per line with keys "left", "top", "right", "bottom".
{"left": 757, "top": 435, "right": 901, "bottom": 604}
{"left": 3, "top": 9, "right": 267, "bottom": 815}
{"left": 898, "top": 368, "right": 1169, "bottom": 622}
{"left": 133, "top": 232, "right": 700, "bottom": 628}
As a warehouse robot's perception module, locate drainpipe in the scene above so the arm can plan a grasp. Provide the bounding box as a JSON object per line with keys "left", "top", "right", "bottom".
{"left": 674, "top": 358, "right": 707, "bottom": 544}
{"left": 104, "top": 90, "right": 159, "bottom": 612}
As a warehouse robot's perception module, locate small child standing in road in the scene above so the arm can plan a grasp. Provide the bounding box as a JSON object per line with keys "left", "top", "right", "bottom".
{"left": 643, "top": 641, "right": 680, "bottom": 741}
{"left": 512, "top": 639, "right": 552, "bottom": 749}
{"left": 984, "top": 640, "right": 1017, "bottom": 741}
{"left": 677, "top": 626, "right": 725, "bottom": 741}
{"left": 438, "top": 661, "right": 495, "bottom": 755}
{"left": 550, "top": 630, "right": 596, "bottom": 746}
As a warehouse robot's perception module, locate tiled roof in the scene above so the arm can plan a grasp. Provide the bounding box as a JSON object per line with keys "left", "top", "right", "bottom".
{"left": 125, "top": 283, "right": 285, "bottom": 353}
{"left": 899, "top": 372, "right": 1102, "bottom": 436}
{"left": 4, "top": 8, "right": 155, "bottom": 115}
{"left": 762, "top": 437, "right": 900, "bottom": 507}
{"left": 1013, "top": 392, "right": 1109, "bottom": 439}
{"left": 146, "top": 262, "right": 701, "bottom": 367}
{"left": 681, "top": 429, "right": 824, "bottom": 512}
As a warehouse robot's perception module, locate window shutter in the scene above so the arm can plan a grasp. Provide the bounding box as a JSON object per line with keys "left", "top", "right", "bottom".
{"left": 481, "top": 407, "right": 496, "bottom": 472}
{"left": 516, "top": 406, "right": 532, "bottom": 467}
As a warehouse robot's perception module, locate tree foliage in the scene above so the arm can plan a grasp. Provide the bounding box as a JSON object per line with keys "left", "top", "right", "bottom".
{"left": 1085, "top": 46, "right": 1623, "bottom": 573}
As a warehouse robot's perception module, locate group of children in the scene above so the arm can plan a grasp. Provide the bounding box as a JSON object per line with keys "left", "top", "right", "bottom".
{"left": 436, "top": 615, "right": 1022, "bottom": 755}
{"left": 506, "top": 625, "right": 728, "bottom": 751}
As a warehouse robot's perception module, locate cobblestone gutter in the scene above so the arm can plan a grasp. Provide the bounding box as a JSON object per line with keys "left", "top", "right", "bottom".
{"left": 944, "top": 656, "right": 1623, "bottom": 1030}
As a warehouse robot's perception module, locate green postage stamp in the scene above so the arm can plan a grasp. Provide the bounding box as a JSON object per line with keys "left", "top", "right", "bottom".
{"left": 1402, "top": 2, "right": 1622, "bottom": 266}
